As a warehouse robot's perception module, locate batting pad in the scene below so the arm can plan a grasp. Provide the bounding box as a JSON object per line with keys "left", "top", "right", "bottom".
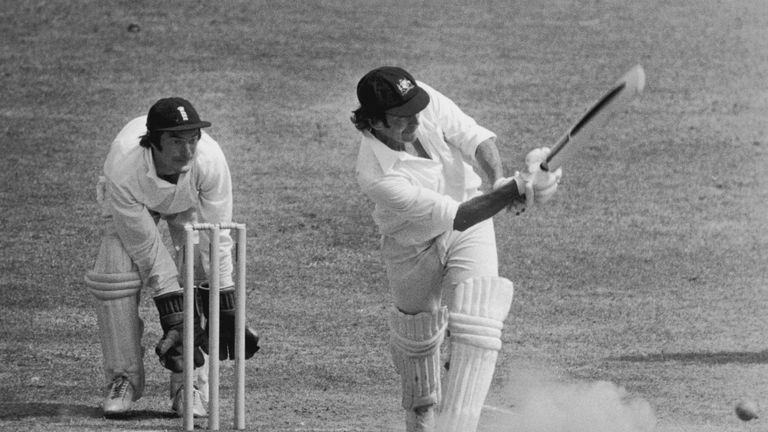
{"left": 437, "top": 277, "right": 514, "bottom": 432}
{"left": 84, "top": 221, "right": 145, "bottom": 400}
{"left": 389, "top": 307, "right": 449, "bottom": 411}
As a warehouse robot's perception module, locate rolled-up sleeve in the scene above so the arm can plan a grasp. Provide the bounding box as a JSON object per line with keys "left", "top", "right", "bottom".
{"left": 361, "top": 173, "right": 460, "bottom": 245}
{"left": 419, "top": 82, "right": 496, "bottom": 159}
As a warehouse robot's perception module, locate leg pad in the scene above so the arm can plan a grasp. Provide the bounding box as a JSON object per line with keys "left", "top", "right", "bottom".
{"left": 437, "top": 277, "right": 514, "bottom": 432}
{"left": 85, "top": 271, "right": 145, "bottom": 400}
{"left": 84, "top": 219, "right": 145, "bottom": 400}
{"left": 389, "top": 307, "right": 448, "bottom": 411}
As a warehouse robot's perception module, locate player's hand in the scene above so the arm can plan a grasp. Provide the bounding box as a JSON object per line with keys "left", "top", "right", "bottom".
{"left": 215, "top": 313, "right": 261, "bottom": 361}
{"left": 527, "top": 167, "right": 562, "bottom": 204}
{"left": 522, "top": 147, "right": 563, "bottom": 205}
{"left": 524, "top": 146, "right": 551, "bottom": 173}
{"left": 155, "top": 313, "right": 207, "bottom": 373}
{"left": 493, "top": 175, "right": 528, "bottom": 215}
{"left": 198, "top": 284, "right": 261, "bottom": 361}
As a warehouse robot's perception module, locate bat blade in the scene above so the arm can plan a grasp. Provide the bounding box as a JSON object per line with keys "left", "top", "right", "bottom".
{"left": 541, "top": 64, "right": 645, "bottom": 172}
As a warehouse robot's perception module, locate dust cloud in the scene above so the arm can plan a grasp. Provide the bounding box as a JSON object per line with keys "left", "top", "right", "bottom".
{"left": 482, "top": 369, "right": 656, "bottom": 432}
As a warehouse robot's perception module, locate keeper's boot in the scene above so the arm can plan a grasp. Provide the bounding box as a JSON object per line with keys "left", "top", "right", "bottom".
{"left": 170, "top": 370, "right": 209, "bottom": 418}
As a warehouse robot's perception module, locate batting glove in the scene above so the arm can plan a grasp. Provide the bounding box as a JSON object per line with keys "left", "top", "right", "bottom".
{"left": 522, "top": 147, "right": 562, "bottom": 205}
{"left": 493, "top": 174, "right": 529, "bottom": 214}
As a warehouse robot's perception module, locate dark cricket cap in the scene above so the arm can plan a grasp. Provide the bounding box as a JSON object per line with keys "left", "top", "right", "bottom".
{"left": 357, "top": 66, "right": 430, "bottom": 116}
{"left": 146, "top": 97, "right": 211, "bottom": 132}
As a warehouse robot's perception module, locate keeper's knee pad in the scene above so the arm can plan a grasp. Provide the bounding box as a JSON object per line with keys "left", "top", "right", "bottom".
{"left": 437, "top": 276, "right": 514, "bottom": 432}
{"left": 389, "top": 307, "right": 448, "bottom": 410}
{"left": 84, "top": 215, "right": 145, "bottom": 400}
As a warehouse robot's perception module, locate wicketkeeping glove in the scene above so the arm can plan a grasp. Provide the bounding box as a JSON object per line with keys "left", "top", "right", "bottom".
{"left": 153, "top": 291, "right": 207, "bottom": 373}
{"left": 198, "top": 283, "right": 261, "bottom": 361}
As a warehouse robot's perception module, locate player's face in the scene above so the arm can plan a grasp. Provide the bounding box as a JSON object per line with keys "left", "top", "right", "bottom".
{"left": 153, "top": 130, "right": 200, "bottom": 175}
{"left": 374, "top": 113, "right": 420, "bottom": 148}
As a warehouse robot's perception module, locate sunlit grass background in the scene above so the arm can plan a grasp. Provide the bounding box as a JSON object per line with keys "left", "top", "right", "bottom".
{"left": 1, "top": 1, "right": 767, "bottom": 430}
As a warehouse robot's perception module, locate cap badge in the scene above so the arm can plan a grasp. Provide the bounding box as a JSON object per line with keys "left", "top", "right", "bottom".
{"left": 396, "top": 78, "right": 414, "bottom": 96}
{"left": 177, "top": 106, "right": 189, "bottom": 121}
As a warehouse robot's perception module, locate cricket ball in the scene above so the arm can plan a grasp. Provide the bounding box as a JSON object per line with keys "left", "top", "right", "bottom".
{"left": 735, "top": 399, "right": 759, "bottom": 421}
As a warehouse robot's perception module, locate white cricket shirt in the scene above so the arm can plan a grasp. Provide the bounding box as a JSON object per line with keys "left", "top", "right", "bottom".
{"left": 103, "top": 116, "right": 234, "bottom": 294}
{"left": 356, "top": 82, "right": 496, "bottom": 247}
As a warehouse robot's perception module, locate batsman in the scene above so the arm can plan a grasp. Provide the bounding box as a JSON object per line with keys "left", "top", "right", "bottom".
{"left": 351, "top": 67, "right": 562, "bottom": 432}
{"left": 84, "top": 97, "right": 260, "bottom": 418}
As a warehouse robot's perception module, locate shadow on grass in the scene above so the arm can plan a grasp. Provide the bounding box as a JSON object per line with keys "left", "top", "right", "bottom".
{"left": 610, "top": 350, "right": 768, "bottom": 364}
{"left": 0, "top": 402, "right": 173, "bottom": 420}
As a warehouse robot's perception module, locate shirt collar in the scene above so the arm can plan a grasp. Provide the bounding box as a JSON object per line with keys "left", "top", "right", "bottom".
{"left": 363, "top": 130, "right": 415, "bottom": 173}
{"left": 143, "top": 146, "right": 184, "bottom": 186}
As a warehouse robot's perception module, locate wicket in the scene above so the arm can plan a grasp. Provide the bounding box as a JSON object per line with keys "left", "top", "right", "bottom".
{"left": 183, "top": 222, "right": 247, "bottom": 431}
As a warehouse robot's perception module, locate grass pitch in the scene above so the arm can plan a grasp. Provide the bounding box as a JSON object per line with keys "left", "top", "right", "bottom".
{"left": 1, "top": 1, "right": 767, "bottom": 431}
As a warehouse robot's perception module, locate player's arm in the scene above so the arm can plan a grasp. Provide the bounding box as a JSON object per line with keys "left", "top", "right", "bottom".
{"left": 195, "top": 139, "right": 235, "bottom": 287}
{"left": 361, "top": 172, "right": 458, "bottom": 242}
{"left": 454, "top": 146, "right": 564, "bottom": 231}
{"left": 453, "top": 179, "right": 524, "bottom": 231}
{"left": 453, "top": 137, "right": 521, "bottom": 231}
{"left": 195, "top": 142, "right": 260, "bottom": 361}
{"left": 474, "top": 138, "right": 505, "bottom": 186}
{"left": 106, "top": 180, "right": 180, "bottom": 293}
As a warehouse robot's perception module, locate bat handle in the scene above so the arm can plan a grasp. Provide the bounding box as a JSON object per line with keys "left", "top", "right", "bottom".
{"left": 539, "top": 161, "right": 550, "bottom": 172}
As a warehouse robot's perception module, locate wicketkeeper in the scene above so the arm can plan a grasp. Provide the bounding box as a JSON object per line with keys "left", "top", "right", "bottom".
{"left": 84, "top": 97, "right": 260, "bottom": 418}
{"left": 351, "top": 67, "right": 562, "bottom": 432}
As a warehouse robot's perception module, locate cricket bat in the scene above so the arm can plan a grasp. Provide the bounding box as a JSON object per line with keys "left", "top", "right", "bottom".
{"left": 541, "top": 64, "right": 645, "bottom": 172}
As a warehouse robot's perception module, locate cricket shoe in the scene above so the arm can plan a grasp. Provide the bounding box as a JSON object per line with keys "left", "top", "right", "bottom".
{"left": 171, "top": 385, "right": 208, "bottom": 418}
{"left": 102, "top": 375, "right": 134, "bottom": 416}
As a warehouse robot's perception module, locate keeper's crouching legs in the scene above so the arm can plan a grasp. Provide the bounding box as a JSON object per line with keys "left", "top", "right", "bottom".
{"left": 437, "top": 277, "right": 515, "bottom": 432}
{"left": 84, "top": 220, "right": 145, "bottom": 414}
{"left": 390, "top": 307, "right": 448, "bottom": 432}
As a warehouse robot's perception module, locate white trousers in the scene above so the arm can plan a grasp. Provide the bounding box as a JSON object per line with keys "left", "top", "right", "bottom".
{"left": 382, "top": 219, "right": 498, "bottom": 314}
